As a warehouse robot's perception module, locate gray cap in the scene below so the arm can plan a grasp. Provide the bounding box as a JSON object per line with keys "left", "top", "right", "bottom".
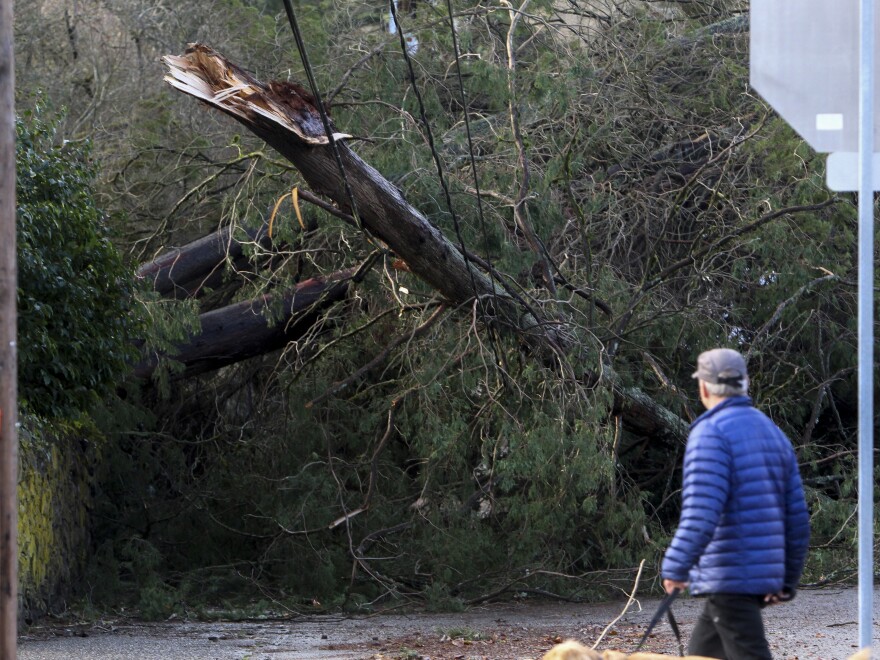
{"left": 691, "top": 348, "right": 748, "bottom": 386}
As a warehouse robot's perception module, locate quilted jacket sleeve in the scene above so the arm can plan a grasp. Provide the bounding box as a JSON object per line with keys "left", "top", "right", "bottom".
{"left": 661, "top": 427, "right": 731, "bottom": 581}
{"left": 783, "top": 451, "right": 810, "bottom": 591}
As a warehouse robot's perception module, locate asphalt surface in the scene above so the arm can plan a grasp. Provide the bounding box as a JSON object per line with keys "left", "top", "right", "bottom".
{"left": 17, "top": 585, "right": 879, "bottom": 659}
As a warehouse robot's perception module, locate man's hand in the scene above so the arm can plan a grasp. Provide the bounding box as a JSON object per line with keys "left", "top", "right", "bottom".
{"left": 663, "top": 578, "right": 688, "bottom": 595}
{"left": 763, "top": 588, "right": 795, "bottom": 606}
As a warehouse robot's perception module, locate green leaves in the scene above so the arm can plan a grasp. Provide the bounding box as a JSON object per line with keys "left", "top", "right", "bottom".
{"left": 16, "top": 106, "right": 142, "bottom": 419}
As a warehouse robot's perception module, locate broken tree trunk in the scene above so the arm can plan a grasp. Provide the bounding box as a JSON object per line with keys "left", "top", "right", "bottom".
{"left": 138, "top": 222, "right": 272, "bottom": 299}
{"left": 163, "top": 44, "right": 561, "bottom": 351}
{"left": 134, "top": 268, "right": 354, "bottom": 380}
{"left": 161, "top": 44, "right": 688, "bottom": 444}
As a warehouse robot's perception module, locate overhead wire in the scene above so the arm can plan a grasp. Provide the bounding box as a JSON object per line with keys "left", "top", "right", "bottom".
{"left": 280, "top": 0, "right": 363, "bottom": 230}
{"left": 440, "top": 0, "right": 507, "bottom": 357}
{"left": 388, "top": 0, "right": 476, "bottom": 281}
{"left": 388, "top": 0, "right": 506, "bottom": 367}
{"left": 283, "top": 0, "right": 516, "bottom": 370}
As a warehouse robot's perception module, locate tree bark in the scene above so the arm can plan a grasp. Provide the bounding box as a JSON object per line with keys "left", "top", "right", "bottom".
{"left": 0, "top": 0, "right": 17, "bottom": 648}
{"left": 162, "top": 45, "right": 562, "bottom": 351}
{"left": 134, "top": 268, "right": 354, "bottom": 380}
{"left": 137, "top": 222, "right": 272, "bottom": 299}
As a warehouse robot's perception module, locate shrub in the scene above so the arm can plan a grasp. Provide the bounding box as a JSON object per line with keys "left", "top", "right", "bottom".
{"left": 16, "top": 106, "right": 141, "bottom": 419}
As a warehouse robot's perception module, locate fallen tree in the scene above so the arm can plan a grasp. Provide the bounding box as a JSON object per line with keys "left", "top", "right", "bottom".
{"left": 137, "top": 222, "right": 272, "bottom": 299}
{"left": 162, "top": 46, "right": 561, "bottom": 346}
{"left": 134, "top": 267, "right": 356, "bottom": 380}
{"left": 161, "top": 43, "right": 690, "bottom": 443}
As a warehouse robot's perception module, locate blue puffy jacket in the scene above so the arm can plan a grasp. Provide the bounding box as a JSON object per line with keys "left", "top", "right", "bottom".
{"left": 661, "top": 396, "right": 810, "bottom": 595}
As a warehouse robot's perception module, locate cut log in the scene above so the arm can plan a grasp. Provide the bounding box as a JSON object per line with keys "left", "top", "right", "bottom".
{"left": 137, "top": 222, "right": 272, "bottom": 299}
{"left": 134, "top": 268, "right": 354, "bottom": 380}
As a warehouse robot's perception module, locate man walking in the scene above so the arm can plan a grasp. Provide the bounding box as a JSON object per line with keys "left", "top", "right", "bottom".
{"left": 662, "top": 348, "right": 810, "bottom": 659}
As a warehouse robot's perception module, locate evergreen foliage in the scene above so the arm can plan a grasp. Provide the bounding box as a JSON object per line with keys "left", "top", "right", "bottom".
{"left": 14, "top": 0, "right": 872, "bottom": 615}
{"left": 16, "top": 106, "right": 142, "bottom": 419}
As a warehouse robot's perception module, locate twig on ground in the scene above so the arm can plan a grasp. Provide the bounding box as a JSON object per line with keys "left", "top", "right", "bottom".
{"left": 591, "top": 559, "right": 646, "bottom": 650}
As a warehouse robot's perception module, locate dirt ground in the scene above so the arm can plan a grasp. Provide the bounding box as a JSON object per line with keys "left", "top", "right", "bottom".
{"left": 18, "top": 585, "right": 876, "bottom": 660}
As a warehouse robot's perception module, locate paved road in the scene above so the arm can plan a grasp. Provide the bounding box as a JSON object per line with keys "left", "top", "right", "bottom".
{"left": 17, "top": 585, "right": 879, "bottom": 659}
{"left": 19, "top": 616, "right": 364, "bottom": 660}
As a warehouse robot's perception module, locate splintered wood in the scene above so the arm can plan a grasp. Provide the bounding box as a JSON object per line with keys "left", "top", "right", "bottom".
{"left": 163, "top": 44, "right": 350, "bottom": 145}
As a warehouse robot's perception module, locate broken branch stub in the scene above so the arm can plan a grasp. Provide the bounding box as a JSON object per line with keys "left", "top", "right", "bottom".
{"left": 163, "top": 46, "right": 352, "bottom": 145}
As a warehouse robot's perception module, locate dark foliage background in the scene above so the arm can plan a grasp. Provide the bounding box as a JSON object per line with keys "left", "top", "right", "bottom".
{"left": 14, "top": 0, "right": 871, "bottom": 617}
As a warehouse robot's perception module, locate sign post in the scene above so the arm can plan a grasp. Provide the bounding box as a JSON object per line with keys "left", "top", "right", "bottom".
{"left": 751, "top": 0, "right": 876, "bottom": 650}
{"left": 857, "top": 0, "right": 874, "bottom": 650}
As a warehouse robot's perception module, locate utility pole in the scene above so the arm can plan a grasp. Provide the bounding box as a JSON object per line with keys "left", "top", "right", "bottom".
{"left": 0, "top": 0, "right": 16, "bottom": 655}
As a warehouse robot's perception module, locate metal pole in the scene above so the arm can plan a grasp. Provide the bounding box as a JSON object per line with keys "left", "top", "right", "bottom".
{"left": 0, "top": 0, "right": 15, "bottom": 655}
{"left": 858, "top": 0, "right": 875, "bottom": 652}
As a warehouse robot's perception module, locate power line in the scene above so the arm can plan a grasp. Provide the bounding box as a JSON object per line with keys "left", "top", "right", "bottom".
{"left": 280, "top": 0, "right": 363, "bottom": 230}
{"left": 388, "top": 0, "right": 512, "bottom": 368}
{"left": 440, "top": 0, "right": 506, "bottom": 357}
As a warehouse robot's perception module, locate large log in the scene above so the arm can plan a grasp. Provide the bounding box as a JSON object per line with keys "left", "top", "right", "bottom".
{"left": 138, "top": 186, "right": 356, "bottom": 299}
{"left": 161, "top": 44, "right": 687, "bottom": 444}
{"left": 134, "top": 268, "right": 354, "bottom": 380}
{"left": 137, "top": 222, "right": 271, "bottom": 299}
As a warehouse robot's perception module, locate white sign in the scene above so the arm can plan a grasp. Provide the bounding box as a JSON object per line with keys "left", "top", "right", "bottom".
{"left": 827, "top": 152, "right": 880, "bottom": 190}
{"left": 750, "top": 0, "right": 880, "bottom": 153}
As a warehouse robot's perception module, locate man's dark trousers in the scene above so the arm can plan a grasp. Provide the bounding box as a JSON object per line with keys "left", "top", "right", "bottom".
{"left": 688, "top": 594, "right": 772, "bottom": 660}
